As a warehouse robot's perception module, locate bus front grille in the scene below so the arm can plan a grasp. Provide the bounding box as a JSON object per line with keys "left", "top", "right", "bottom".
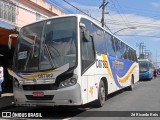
{"left": 26, "top": 95, "right": 54, "bottom": 100}
{"left": 23, "top": 84, "right": 57, "bottom": 91}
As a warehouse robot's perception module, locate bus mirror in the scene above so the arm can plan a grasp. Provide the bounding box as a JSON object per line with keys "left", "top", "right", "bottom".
{"left": 79, "top": 22, "right": 90, "bottom": 42}
{"left": 79, "top": 23, "right": 86, "bottom": 29}
{"left": 8, "top": 34, "right": 18, "bottom": 49}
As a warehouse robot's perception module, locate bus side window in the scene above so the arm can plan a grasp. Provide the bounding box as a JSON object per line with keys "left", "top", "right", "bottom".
{"left": 80, "top": 18, "right": 95, "bottom": 73}
{"left": 93, "top": 25, "right": 107, "bottom": 54}
{"left": 128, "top": 48, "right": 132, "bottom": 61}
{"left": 131, "top": 49, "right": 136, "bottom": 62}
{"left": 115, "top": 38, "right": 122, "bottom": 58}
{"left": 134, "top": 51, "right": 138, "bottom": 62}
{"left": 121, "top": 43, "right": 128, "bottom": 59}
{"left": 81, "top": 35, "right": 95, "bottom": 73}
{"left": 107, "top": 36, "right": 116, "bottom": 57}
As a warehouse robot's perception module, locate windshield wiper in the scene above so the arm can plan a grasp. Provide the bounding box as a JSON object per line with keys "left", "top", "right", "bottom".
{"left": 43, "top": 43, "right": 56, "bottom": 69}
{"left": 31, "top": 35, "right": 37, "bottom": 58}
{"left": 42, "top": 34, "right": 57, "bottom": 69}
{"left": 24, "top": 35, "right": 37, "bottom": 71}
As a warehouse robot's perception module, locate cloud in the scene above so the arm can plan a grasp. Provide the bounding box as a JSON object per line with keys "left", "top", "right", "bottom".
{"left": 67, "top": 1, "right": 160, "bottom": 42}
{"left": 106, "top": 13, "right": 160, "bottom": 37}
{"left": 63, "top": 1, "right": 160, "bottom": 62}
{"left": 63, "top": 2, "right": 101, "bottom": 16}
{"left": 152, "top": 2, "right": 160, "bottom": 8}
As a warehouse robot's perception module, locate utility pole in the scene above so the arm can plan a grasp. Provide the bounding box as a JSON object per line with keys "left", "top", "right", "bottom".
{"left": 156, "top": 49, "right": 157, "bottom": 68}
{"left": 136, "top": 42, "right": 144, "bottom": 59}
{"left": 141, "top": 45, "right": 146, "bottom": 58}
{"left": 144, "top": 49, "right": 150, "bottom": 59}
{"left": 99, "top": 0, "right": 109, "bottom": 27}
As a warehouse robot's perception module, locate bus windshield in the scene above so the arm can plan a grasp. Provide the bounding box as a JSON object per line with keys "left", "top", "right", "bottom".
{"left": 13, "top": 17, "right": 77, "bottom": 72}
{"left": 139, "top": 61, "right": 149, "bottom": 72}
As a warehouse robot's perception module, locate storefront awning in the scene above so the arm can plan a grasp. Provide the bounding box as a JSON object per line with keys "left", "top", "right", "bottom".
{"left": 0, "top": 20, "right": 18, "bottom": 48}
{"left": 0, "top": 20, "right": 16, "bottom": 30}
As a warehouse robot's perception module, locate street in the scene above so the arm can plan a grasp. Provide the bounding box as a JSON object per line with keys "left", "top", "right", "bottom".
{"left": 0, "top": 76, "right": 160, "bottom": 120}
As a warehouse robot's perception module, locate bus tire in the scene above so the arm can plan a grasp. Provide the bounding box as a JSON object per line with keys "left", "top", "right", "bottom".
{"left": 95, "top": 80, "right": 106, "bottom": 107}
{"left": 127, "top": 75, "right": 134, "bottom": 91}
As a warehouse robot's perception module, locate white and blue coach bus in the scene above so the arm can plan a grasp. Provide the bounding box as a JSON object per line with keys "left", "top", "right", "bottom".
{"left": 8, "top": 14, "right": 139, "bottom": 107}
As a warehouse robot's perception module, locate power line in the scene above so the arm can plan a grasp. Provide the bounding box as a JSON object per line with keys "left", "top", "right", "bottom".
{"left": 108, "top": 2, "right": 160, "bottom": 20}
{"left": 46, "top": 0, "right": 73, "bottom": 14}
{"left": 63, "top": 0, "right": 113, "bottom": 33}
{"left": 115, "top": 5, "right": 160, "bottom": 16}
{"left": 107, "top": 0, "right": 160, "bottom": 31}
{"left": 105, "top": 19, "right": 160, "bottom": 28}
{"left": 115, "top": 0, "right": 131, "bottom": 26}
{"left": 109, "top": 0, "right": 139, "bottom": 45}
{"left": 109, "top": 0, "right": 130, "bottom": 27}
{"left": 63, "top": 0, "right": 95, "bottom": 18}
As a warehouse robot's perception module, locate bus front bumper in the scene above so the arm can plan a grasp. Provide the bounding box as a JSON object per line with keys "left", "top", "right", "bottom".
{"left": 139, "top": 71, "right": 152, "bottom": 80}
{"left": 14, "top": 84, "right": 82, "bottom": 107}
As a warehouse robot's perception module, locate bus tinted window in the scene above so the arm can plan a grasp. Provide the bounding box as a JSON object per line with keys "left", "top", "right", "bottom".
{"left": 115, "top": 38, "right": 122, "bottom": 58}
{"left": 134, "top": 51, "right": 138, "bottom": 62}
{"left": 121, "top": 43, "right": 127, "bottom": 59}
{"left": 131, "top": 49, "right": 136, "bottom": 62}
{"left": 107, "top": 36, "right": 116, "bottom": 57}
{"left": 128, "top": 48, "right": 132, "bottom": 61}
{"left": 81, "top": 35, "right": 95, "bottom": 72}
{"left": 80, "top": 18, "right": 95, "bottom": 72}
{"left": 93, "top": 25, "right": 107, "bottom": 54}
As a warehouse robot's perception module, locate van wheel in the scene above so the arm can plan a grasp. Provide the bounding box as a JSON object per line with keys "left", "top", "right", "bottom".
{"left": 95, "top": 80, "right": 106, "bottom": 107}
{"left": 127, "top": 76, "right": 134, "bottom": 91}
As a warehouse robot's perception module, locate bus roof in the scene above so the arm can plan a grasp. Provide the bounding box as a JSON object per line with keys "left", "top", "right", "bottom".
{"left": 21, "top": 14, "right": 135, "bottom": 50}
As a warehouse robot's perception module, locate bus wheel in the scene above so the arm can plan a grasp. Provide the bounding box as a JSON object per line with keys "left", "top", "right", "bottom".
{"left": 95, "top": 80, "right": 106, "bottom": 107}
{"left": 127, "top": 76, "right": 134, "bottom": 91}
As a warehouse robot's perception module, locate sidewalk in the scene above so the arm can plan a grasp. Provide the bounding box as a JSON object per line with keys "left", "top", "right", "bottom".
{"left": 1, "top": 93, "right": 13, "bottom": 97}
{"left": 0, "top": 93, "right": 14, "bottom": 111}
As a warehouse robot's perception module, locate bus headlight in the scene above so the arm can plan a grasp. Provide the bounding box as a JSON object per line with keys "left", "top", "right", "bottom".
{"left": 59, "top": 75, "right": 77, "bottom": 89}
{"left": 13, "top": 78, "right": 22, "bottom": 89}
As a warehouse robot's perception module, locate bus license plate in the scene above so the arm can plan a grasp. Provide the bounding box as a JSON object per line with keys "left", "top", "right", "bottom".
{"left": 32, "top": 92, "right": 44, "bottom": 97}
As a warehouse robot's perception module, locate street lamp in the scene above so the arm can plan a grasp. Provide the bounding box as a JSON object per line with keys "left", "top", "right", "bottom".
{"left": 113, "top": 27, "right": 136, "bottom": 34}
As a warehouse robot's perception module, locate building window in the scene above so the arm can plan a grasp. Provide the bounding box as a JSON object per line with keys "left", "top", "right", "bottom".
{"left": 0, "top": 1, "right": 16, "bottom": 23}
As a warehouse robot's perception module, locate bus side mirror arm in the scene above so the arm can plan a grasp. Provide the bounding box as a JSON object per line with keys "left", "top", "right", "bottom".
{"left": 79, "top": 23, "right": 90, "bottom": 42}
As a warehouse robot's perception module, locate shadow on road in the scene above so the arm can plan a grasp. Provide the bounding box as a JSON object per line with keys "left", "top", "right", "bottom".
{"left": 0, "top": 96, "right": 14, "bottom": 111}
{"left": 0, "top": 105, "right": 87, "bottom": 119}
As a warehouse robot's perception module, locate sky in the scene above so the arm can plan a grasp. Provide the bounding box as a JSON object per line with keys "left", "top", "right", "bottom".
{"left": 46, "top": 0, "right": 160, "bottom": 66}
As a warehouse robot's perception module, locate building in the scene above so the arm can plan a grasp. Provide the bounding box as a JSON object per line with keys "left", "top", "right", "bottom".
{"left": 0, "top": 0, "right": 65, "bottom": 91}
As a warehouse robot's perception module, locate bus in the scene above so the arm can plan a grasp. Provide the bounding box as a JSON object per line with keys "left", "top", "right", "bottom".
{"left": 138, "top": 59, "right": 154, "bottom": 80}
{"left": 8, "top": 14, "right": 139, "bottom": 107}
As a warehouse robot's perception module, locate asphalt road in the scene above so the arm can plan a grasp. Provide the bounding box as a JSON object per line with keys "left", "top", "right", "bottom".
{"left": 0, "top": 76, "right": 160, "bottom": 120}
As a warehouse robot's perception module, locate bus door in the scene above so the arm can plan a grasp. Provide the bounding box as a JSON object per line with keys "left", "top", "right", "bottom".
{"left": 80, "top": 24, "right": 98, "bottom": 103}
